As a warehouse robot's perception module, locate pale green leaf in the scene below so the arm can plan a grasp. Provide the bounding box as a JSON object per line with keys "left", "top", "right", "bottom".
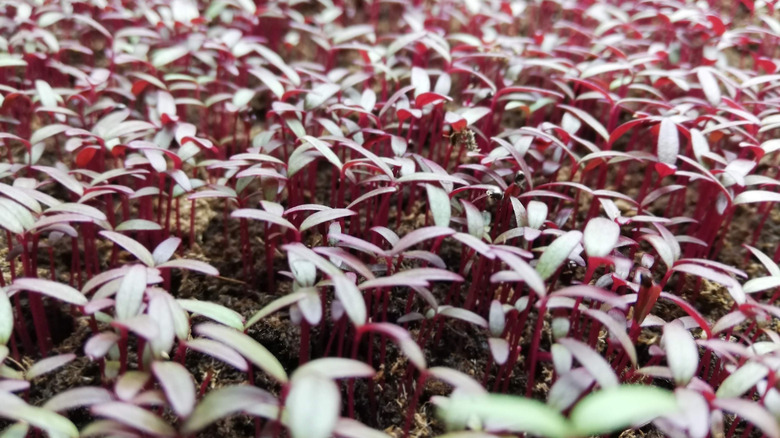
{"left": 195, "top": 323, "right": 288, "bottom": 383}
{"left": 425, "top": 184, "right": 451, "bottom": 227}
{"left": 435, "top": 393, "right": 570, "bottom": 437}
{"left": 570, "top": 386, "right": 677, "bottom": 436}
{"left": 535, "top": 231, "right": 582, "bottom": 280}
{"left": 287, "top": 374, "right": 340, "bottom": 438}
{"left": 152, "top": 361, "right": 195, "bottom": 417}
{"left": 181, "top": 385, "right": 277, "bottom": 434}
{"left": 0, "top": 392, "right": 78, "bottom": 437}
{"left": 178, "top": 299, "right": 244, "bottom": 330}
{"left": 0, "top": 289, "right": 11, "bottom": 345}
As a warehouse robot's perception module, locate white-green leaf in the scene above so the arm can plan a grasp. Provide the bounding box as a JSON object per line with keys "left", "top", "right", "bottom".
{"left": 288, "top": 252, "right": 317, "bottom": 286}
{"left": 492, "top": 249, "right": 546, "bottom": 297}
{"left": 0, "top": 183, "right": 41, "bottom": 214}
{"left": 581, "top": 309, "right": 636, "bottom": 366}
{"left": 690, "top": 128, "right": 710, "bottom": 163}
{"left": 305, "top": 83, "right": 341, "bottom": 110}
{"left": 734, "top": 190, "right": 780, "bottom": 205}
{"left": 99, "top": 231, "right": 155, "bottom": 267}
{"left": 332, "top": 275, "right": 366, "bottom": 327}
{"left": 411, "top": 67, "right": 430, "bottom": 97}
{"left": 232, "top": 88, "right": 255, "bottom": 108}
{"left": 115, "top": 265, "right": 147, "bottom": 321}
{"left": 583, "top": 217, "right": 619, "bottom": 258}
{"left": 716, "top": 361, "right": 769, "bottom": 398}
{"left": 35, "top": 80, "right": 59, "bottom": 109}
{"left": 657, "top": 117, "right": 679, "bottom": 165}
{"left": 152, "top": 237, "right": 181, "bottom": 266}
{"left": 535, "top": 231, "right": 582, "bottom": 280}
{"left": 283, "top": 243, "right": 344, "bottom": 278}
{"left": 152, "top": 45, "right": 188, "bottom": 68}
{"left": 0, "top": 202, "right": 25, "bottom": 235}
{"left": 286, "top": 373, "right": 340, "bottom": 438}
{"left": 425, "top": 184, "right": 451, "bottom": 227}
{"left": 92, "top": 402, "right": 175, "bottom": 437}
{"left": 232, "top": 208, "right": 296, "bottom": 231}
{"left": 437, "top": 306, "right": 488, "bottom": 329}
{"left": 547, "top": 369, "right": 594, "bottom": 412}
{"left": 488, "top": 300, "right": 505, "bottom": 337}
{"left": 0, "top": 289, "right": 11, "bottom": 345}
{"left": 235, "top": 0, "right": 256, "bottom": 14}
{"left": 294, "top": 358, "right": 374, "bottom": 380}
{"left": 488, "top": 338, "right": 510, "bottom": 365}
{"left": 744, "top": 245, "right": 780, "bottom": 277}
{"left": 30, "top": 124, "right": 70, "bottom": 145}
{"left": 713, "top": 398, "right": 780, "bottom": 438}
{"left": 157, "top": 259, "right": 219, "bottom": 276}
{"left": 427, "top": 367, "right": 486, "bottom": 395}
{"left": 0, "top": 199, "right": 34, "bottom": 233}
{"left": 115, "top": 219, "right": 162, "bottom": 231}
{"left": 387, "top": 31, "right": 426, "bottom": 57}
{"left": 558, "top": 338, "right": 618, "bottom": 389}
{"left": 195, "top": 323, "right": 288, "bottom": 383}
{"left": 365, "top": 322, "right": 426, "bottom": 370}
{"left": 526, "top": 200, "right": 547, "bottom": 229}
{"left": 43, "top": 387, "right": 113, "bottom": 412}
{"left": 252, "top": 44, "right": 299, "bottom": 85}
{"left": 697, "top": 68, "right": 721, "bottom": 106}
{"left": 301, "top": 135, "right": 342, "bottom": 171}
{"left": 0, "top": 392, "right": 78, "bottom": 437}
{"left": 46, "top": 202, "right": 108, "bottom": 221}
{"left": 661, "top": 321, "right": 698, "bottom": 386}
{"left": 26, "top": 354, "right": 75, "bottom": 380}
{"left": 461, "top": 107, "right": 491, "bottom": 126}
{"left": 435, "top": 393, "right": 570, "bottom": 437}
{"left": 743, "top": 276, "right": 780, "bottom": 294}
{"left": 299, "top": 208, "right": 355, "bottom": 232}
{"left": 0, "top": 54, "right": 27, "bottom": 68}
{"left": 461, "top": 200, "right": 484, "bottom": 238}
{"left": 244, "top": 291, "right": 309, "bottom": 329}
{"left": 10, "top": 278, "right": 87, "bottom": 306}
{"left": 559, "top": 105, "right": 609, "bottom": 140}
{"left": 152, "top": 361, "right": 195, "bottom": 417}
{"left": 178, "top": 299, "right": 244, "bottom": 330}
{"left": 181, "top": 385, "right": 277, "bottom": 434}
{"left": 0, "top": 422, "right": 29, "bottom": 438}
{"left": 642, "top": 234, "right": 675, "bottom": 269}
{"left": 333, "top": 418, "right": 391, "bottom": 438}
{"left": 250, "top": 67, "right": 284, "bottom": 99}
{"left": 569, "top": 386, "right": 677, "bottom": 436}
{"left": 185, "top": 339, "right": 248, "bottom": 371}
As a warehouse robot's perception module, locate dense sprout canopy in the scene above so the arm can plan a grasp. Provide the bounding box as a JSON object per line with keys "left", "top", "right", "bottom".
{"left": 0, "top": 0, "right": 779, "bottom": 437}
